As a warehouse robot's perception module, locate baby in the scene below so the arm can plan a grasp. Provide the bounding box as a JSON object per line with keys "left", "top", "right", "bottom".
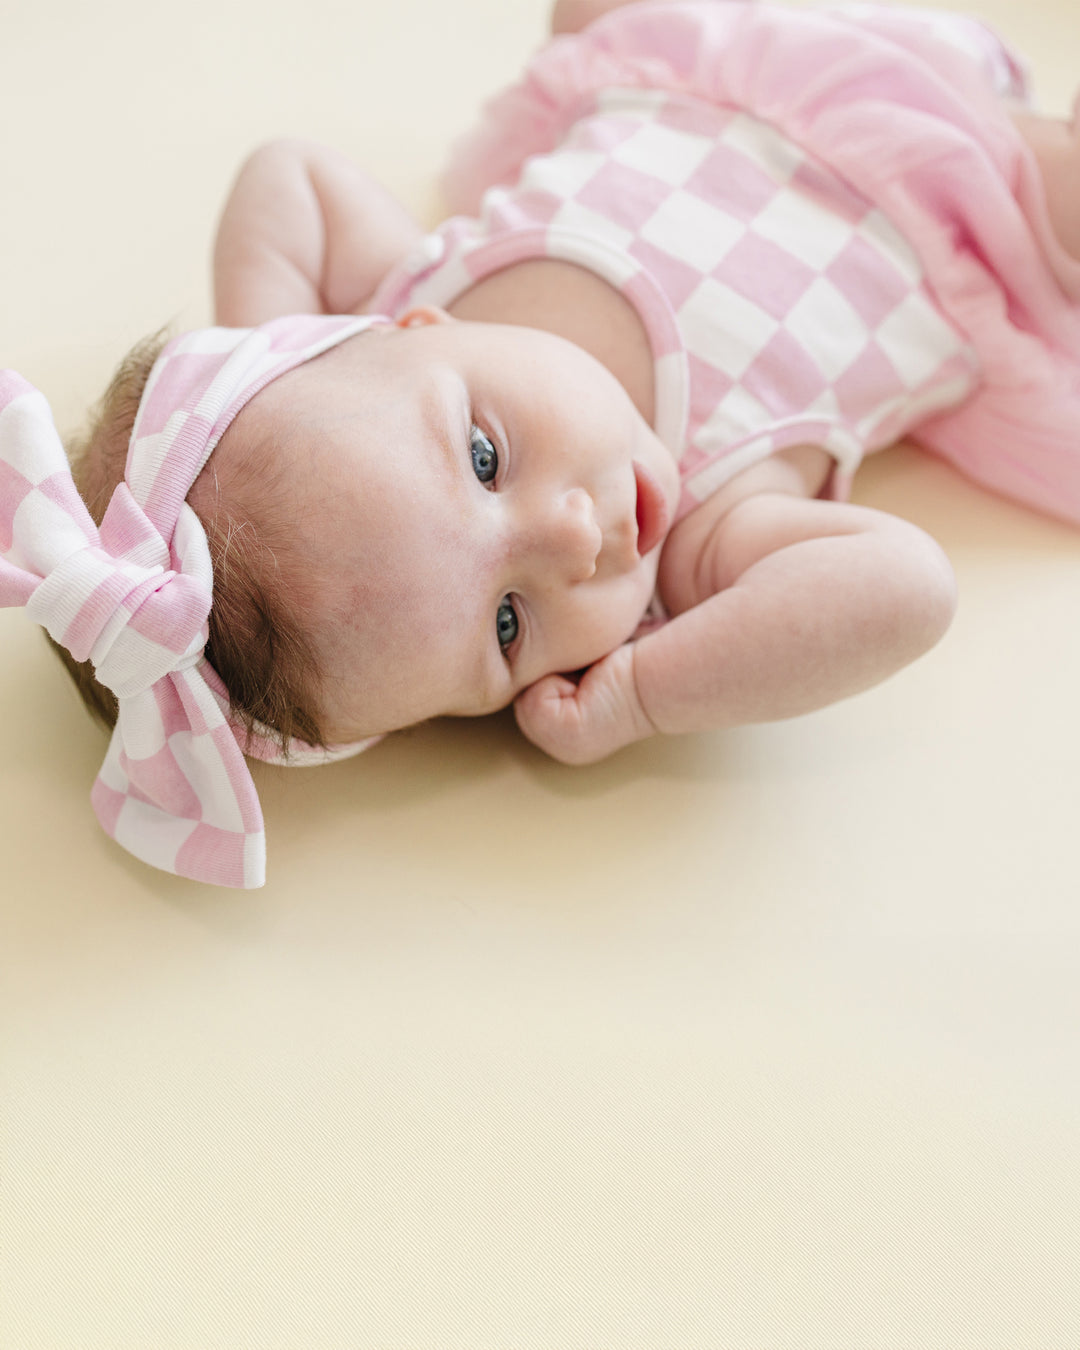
{"left": 4, "top": 0, "right": 1079, "bottom": 887}
{"left": 207, "top": 0, "right": 1080, "bottom": 766}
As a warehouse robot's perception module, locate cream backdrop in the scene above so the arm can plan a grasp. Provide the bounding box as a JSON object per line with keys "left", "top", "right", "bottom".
{"left": 3, "top": 1, "right": 1080, "bottom": 1346}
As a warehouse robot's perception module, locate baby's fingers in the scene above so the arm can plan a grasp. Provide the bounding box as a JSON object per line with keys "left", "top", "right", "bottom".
{"left": 514, "top": 646, "right": 656, "bottom": 765}
{"left": 513, "top": 673, "right": 593, "bottom": 764}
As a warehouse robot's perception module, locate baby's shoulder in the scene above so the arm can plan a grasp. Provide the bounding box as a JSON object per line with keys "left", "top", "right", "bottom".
{"left": 658, "top": 444, "right": 834, "bottom": 611}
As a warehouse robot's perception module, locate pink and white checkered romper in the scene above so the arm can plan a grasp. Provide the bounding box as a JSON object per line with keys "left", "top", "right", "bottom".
{"left": 371, "top": 1, "right": 1080, "bottom": 526}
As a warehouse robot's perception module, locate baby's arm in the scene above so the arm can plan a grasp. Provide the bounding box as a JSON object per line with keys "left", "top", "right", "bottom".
{"left": 213, "top": 139, "right": 423, "bottom": 325}
{"left": 515, "top": 452, "right": 957, "bottom": 764}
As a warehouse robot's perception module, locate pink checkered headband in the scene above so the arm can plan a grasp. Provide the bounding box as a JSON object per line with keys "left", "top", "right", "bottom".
{"left": 0, "top": 313, "right": 392, "bottom": 890}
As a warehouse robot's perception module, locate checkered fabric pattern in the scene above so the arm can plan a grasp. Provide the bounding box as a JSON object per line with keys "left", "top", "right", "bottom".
{"left": 1, "top": 314, "right": 386, "bottom": 889}
{"left": 394, "top": 0, "right": 1080, "bottom": 525}
{"left": 386, "top": 86, "right": 977, "bottom": 519}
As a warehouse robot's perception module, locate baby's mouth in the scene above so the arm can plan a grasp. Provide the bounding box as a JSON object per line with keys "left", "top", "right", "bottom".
{"left": 633, "top": 460, "right": 670, "bottom": 557}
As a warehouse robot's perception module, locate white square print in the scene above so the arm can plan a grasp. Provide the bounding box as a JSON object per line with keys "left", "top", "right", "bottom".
{"left": 0, "top": 390, "right": 62, "bottom": 485}
{"left": 720, "top": 113, "right": 805, "bottom": 185}
{"left": 679, "top": 278, "right": 780, "bottom": 380}
{"left": 695, "top": 383, "right": 772, "bottom": 448}
{"left": 639, "top": 191, "right": 745, "bottom": 274}
{"left": 611, "top": 120, "right": 715, "bottom": 187}
{"left": 520, "top": 149, "right": 606, "bottom": 200}
{"left": 752, "top": 187, "right": 857, "bottom": 272}
{"left": 874, "top": 293, "right": 970, "bottom": 389}
{"left": 551, "top": 198, "right": 635, "bottom": 253}
{"left": 784, "top": 278, "right": 869, "bottom": 382}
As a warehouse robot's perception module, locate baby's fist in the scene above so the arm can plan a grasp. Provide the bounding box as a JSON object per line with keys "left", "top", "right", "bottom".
{"left": 513, "top": 644, "right": 657, "bottom": 765}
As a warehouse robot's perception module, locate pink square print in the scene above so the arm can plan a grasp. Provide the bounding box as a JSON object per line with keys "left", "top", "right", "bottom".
{"left": 712, "top": 232, "right": 817, "bottom": 321}
{"left": 177, "top": 823, "right": 248, "bottom": 890}
{"left": 577, "top": 160, "right": 673, "bottom": 235}
{"left": 831, "top": 341, "right": 907, "bottom": 424}
{"left": 90, "top": 777, "right": 127, "bottom": 837}
{"left": 136, "top": 353, "right": 229, "bottom": 438}
{"left": 0, "top": 459, "right": 36, "bottom": 553}
{"left": 488, "top": 188, "right": 562, "bottom": 232}
{"left": 567, "top": 110, "right": 650, "bottom": 159}
{"left": 0, "top": 370, "right": 34, "bottom": 404}
{"left": 684, "top": 142, "right": 778, "bottom": 225}
{"left": 740, "top": 329, "right": 831, "bottom": 413}
{"left": 790, "top": 159, "right": 870, "bottom": 230}
{"left": 655, "top": 97, "right": 734, "bottom": 141}
{"left": 118, "top": 741, "right": 202, "bottom": 822}
{"left": 826, "top": 234, "right": 913, "bottom": 331}
{"left": 628, "top": 236, "right": 707, "bottom": 312}
{"left": 676, "top": 437, "right": 723, "bottom": 485}
{"left": 684, "top": 352, "right": 736, "bottom": 440}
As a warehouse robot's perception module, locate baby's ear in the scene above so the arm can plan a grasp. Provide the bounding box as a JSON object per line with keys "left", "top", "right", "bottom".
{"left": 396, "top": 305, "right": 455, "bottom": 330}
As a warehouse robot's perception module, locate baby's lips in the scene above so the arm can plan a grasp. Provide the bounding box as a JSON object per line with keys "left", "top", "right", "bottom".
{"left": 633, "top": 459, "right": 670, "bottom": 557}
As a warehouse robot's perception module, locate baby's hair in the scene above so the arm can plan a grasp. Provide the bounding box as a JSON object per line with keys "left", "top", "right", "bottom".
{"left": 51, "top": 333, "right": 330, "bottom": 754}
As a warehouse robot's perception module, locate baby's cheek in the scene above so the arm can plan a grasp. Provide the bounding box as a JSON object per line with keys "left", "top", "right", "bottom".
{"left": 561, "top": 586, "right": 650, "bottom": 671}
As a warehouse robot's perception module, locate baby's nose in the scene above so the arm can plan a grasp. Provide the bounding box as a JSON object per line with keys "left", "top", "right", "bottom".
{"left": 533, "top": 487, "right": 601, "bottom": 582}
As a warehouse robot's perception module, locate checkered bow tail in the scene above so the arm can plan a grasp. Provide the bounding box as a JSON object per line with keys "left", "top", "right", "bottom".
{"left": 0, "top": 368, "right": 266, "bottom": 889}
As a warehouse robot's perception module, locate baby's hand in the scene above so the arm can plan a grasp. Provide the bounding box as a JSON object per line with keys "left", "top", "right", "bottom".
{"left": 513, "top": 643, "right": 658, "bottom": 765}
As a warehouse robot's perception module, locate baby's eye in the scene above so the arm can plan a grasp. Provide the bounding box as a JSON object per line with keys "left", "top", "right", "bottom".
{"left": 496, "top": 597, "right": 518, "bottom": 654}
{"left": 470, "top": 424, "right": 498, "bottom": 484}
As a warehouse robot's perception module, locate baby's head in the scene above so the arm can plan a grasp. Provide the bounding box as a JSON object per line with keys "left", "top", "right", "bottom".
{"left": 61, "top": 307, "right": 679, "bottom": 753}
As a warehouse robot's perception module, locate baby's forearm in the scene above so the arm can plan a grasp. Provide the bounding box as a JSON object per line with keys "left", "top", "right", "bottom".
{"left": 213, "top": 139, "right": 422, "bottom": 325}
{"left": 634, "top": 516, "right": 957, "bottom": 735}
{"left": 515, "top": 499, "right": 957, "bottom": 765}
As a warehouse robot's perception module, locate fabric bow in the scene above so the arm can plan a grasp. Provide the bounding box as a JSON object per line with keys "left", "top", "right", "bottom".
{"left": 1, "top": 314, "right": 387, "bottom": 888}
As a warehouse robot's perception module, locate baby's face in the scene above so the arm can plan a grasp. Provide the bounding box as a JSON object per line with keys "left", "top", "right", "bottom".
{"left": 230, "top": 308, "right": 680, "bottom": 741}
